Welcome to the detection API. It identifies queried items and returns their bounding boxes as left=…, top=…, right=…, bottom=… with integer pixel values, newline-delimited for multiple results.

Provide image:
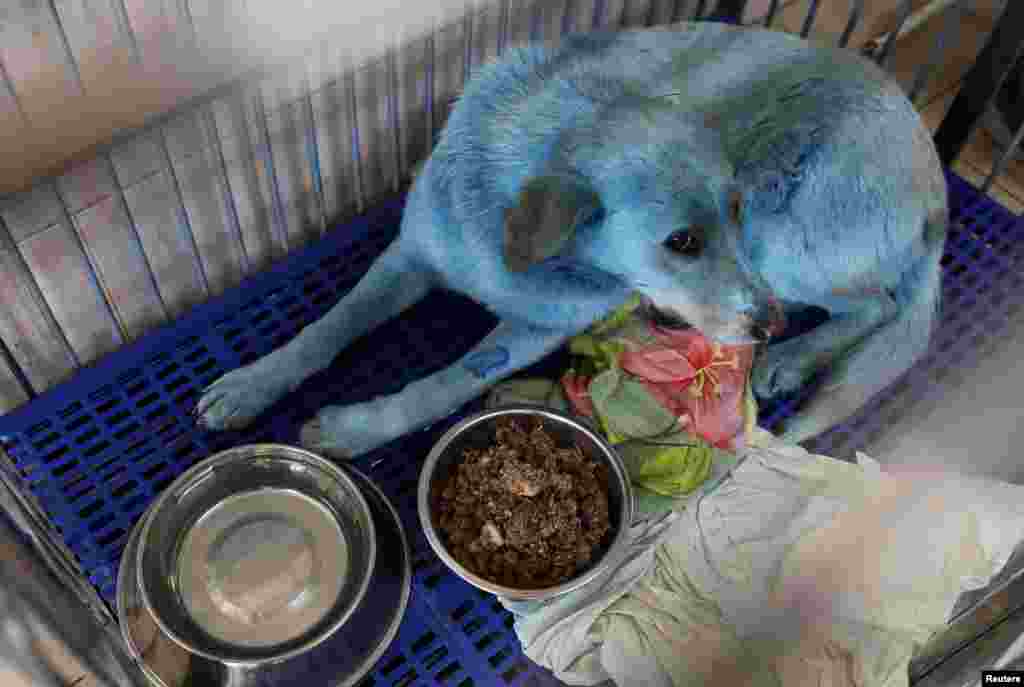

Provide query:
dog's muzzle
left=643, top=303, right=691, bottom=331
left=749, top=301, right=787, bottom=343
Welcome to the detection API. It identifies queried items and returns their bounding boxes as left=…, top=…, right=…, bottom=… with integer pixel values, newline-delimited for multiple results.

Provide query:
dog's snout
left=749, top=303, right=787, bottom=342
left=750, top=324, right=771, bottom=343
left=647, top=304, right=690, bottom=330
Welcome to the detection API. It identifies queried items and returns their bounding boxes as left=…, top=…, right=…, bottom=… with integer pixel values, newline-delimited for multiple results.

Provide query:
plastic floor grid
left=0, top=172, right=1020, bottom=687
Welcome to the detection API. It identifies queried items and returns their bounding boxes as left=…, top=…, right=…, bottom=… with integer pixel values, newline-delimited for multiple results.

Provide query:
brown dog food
left=432, top=417, right=612, bottom=588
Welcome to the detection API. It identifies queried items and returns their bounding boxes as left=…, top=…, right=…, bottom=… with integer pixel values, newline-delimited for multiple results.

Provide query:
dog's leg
left=752, top=295, right=898, bottom=401
left=299, top=320, right=576, bottom=458
left=195, top=240, right=433, bottom=430
left=761, top=231, right=945, bottom=444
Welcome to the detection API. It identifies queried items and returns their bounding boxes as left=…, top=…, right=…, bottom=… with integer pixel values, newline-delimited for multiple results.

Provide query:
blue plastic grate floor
left=0, top=171, right=1021, bottom=687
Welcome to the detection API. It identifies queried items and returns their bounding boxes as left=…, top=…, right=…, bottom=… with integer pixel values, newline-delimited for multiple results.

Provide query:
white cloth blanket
left=501, top=429, right=1024, bottom=687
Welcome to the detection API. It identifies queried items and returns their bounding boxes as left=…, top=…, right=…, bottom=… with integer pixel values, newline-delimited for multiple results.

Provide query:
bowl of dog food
left=418, top=406, right=635, bottom=601
left=121, top=443, right=411, bottom=687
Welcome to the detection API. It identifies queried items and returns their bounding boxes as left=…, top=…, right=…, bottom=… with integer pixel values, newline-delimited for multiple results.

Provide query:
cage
left=1, top=0, right=1024, bottom=685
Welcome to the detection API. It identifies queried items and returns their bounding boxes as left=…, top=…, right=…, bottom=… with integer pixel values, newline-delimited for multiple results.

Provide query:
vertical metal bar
left=175, top=0, right=198, bottom=53
left=498, top=0, right=512, bottom=50
left=838, top=0, right=864, bottom=48
left=0, top=209, right=81, bottom=372
left=345, top=65, right=366, bottom=214
left=463, top=11, right=474, bottom=84
left=0, top=59, right=29, bottom=124
left=995, top=56, right=1024, bottom=143
left=179, top=0, right=255, bottom=260
left=156, top=127, right=212, bottom=297
left=875, top=0, right=916, bottom=67
left=983, top=120, right=1024, bottom=196
left=709, top=0, right=749, bottom=24
left=692, top=0, right=707, bottom=21
left=592, top=0, right=607, bottom=29
left=111, top=0, right=143, bottom=64
left=0, top=333, right=34, bottom=402
left=252, top=89, right=293, bottom=251
left=386, top=49, right=402, bottom=194
left=51, top=181, right=127, bottom=345
left=202, top=105, right=251, bottom=271
left=763, top=0, right=781, bottom=28
left=425, top=30, right=436, bottom=149
left=799, top=0, right=820, bottom=38
left=300, top=83, right=328, bottom=235
left=215, top=90, right=278, bottom=269
left=62, top=156, right=171, bottom=335
left=117, top=160, right=172, bottom=318
left=670, top=0, right=687, bottom=24
left=0, top=217, right=36, bottom=402
left=934, top=0, right=1024, bottom=167
left=908, top=0, right=963, bottom=106
left=45, top=0, right=85, bottom=96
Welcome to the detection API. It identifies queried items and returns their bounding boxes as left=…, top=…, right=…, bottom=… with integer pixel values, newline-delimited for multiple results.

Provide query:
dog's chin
left=642, top=303, right=691, bottom=331
left=641, top=303, right=764, bottom=345
left=646, top=311, right=759, bottom=345
left=708, top=332, right=761, bottom=346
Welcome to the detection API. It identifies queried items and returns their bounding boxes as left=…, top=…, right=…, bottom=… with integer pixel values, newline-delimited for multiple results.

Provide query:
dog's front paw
left=299, top=413, right=354, bottom=460
left=751, top=341, right=820, bottom=399
left=299, top=399, right=410, bottom=459
left=194, top=358, right=293, bottom=431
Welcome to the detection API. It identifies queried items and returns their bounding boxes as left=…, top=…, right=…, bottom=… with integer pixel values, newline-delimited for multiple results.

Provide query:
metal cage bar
left=984, top=118, right=1024, bottom=196
left=934, top=0, right=1024, bottom=168
left=875, top=0, right=917, bottom=67
left=799, top=0, right=821, bottom=38
left=709, top=0, right=749, bottom=23
left=838, top=0, right=864, bottom=49
left=0, top=2, right=1024, bottom=685
left=906, top=0, right=964, bottom=105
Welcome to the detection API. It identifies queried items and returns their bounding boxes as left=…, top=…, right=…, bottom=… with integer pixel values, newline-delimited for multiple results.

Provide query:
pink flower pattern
left=563, top=324, right=756, bottom=450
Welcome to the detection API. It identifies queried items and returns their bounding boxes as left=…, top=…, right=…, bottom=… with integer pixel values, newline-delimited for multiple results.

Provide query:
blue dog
left=195, top=23, right=947, bottom=456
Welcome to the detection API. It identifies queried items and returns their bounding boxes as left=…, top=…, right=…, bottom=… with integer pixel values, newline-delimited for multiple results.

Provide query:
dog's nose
left=750, top=324, right=772, bottom=343
left=750, top=305, right=786, bottom=343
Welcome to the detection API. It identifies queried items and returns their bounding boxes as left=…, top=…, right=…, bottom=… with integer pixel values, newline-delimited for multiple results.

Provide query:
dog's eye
left=664, top=229, right=702, bottom=257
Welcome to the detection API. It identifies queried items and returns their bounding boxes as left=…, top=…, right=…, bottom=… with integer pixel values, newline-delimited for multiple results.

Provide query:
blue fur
left=464, top=347, right=511, bottom=378
left=195, top=23, right=947, bottom=454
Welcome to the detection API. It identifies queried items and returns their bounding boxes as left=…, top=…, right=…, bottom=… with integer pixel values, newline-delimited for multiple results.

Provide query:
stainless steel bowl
left=119, top=460, right=411, bottom=687
left=418, top=406, right=635, bottom=601
left=136, top=444, right=377, bottom=666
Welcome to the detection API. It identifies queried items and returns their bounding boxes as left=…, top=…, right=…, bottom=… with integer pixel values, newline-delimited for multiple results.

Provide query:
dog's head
left=503, top=101, right=786, bottom=345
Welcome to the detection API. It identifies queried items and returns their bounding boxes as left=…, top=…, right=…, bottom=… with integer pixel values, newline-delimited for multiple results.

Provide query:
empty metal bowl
left=418, top=406, right=635, bottom=602
left=136, top=444, right=377, bottom=666
left=120, top=460, right=411, bottom=687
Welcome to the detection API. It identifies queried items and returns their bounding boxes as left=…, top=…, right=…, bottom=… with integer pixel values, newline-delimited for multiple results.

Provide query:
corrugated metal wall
left=0, top=0, right=723, bottom=413
left=0, top=0, right=1000, bottom=413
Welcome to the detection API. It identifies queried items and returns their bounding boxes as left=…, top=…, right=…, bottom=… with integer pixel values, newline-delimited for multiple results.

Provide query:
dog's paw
left=299, top=414, right=354, bottom=460
left=299, top=400, right=407, bottom=459
left=751, top=341, right=819, bottom=399
left=193, top=359, right=292, bottom=431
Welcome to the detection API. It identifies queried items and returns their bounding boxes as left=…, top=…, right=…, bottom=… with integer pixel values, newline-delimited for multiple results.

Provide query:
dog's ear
left=503, top=175, right=602, bottom=272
